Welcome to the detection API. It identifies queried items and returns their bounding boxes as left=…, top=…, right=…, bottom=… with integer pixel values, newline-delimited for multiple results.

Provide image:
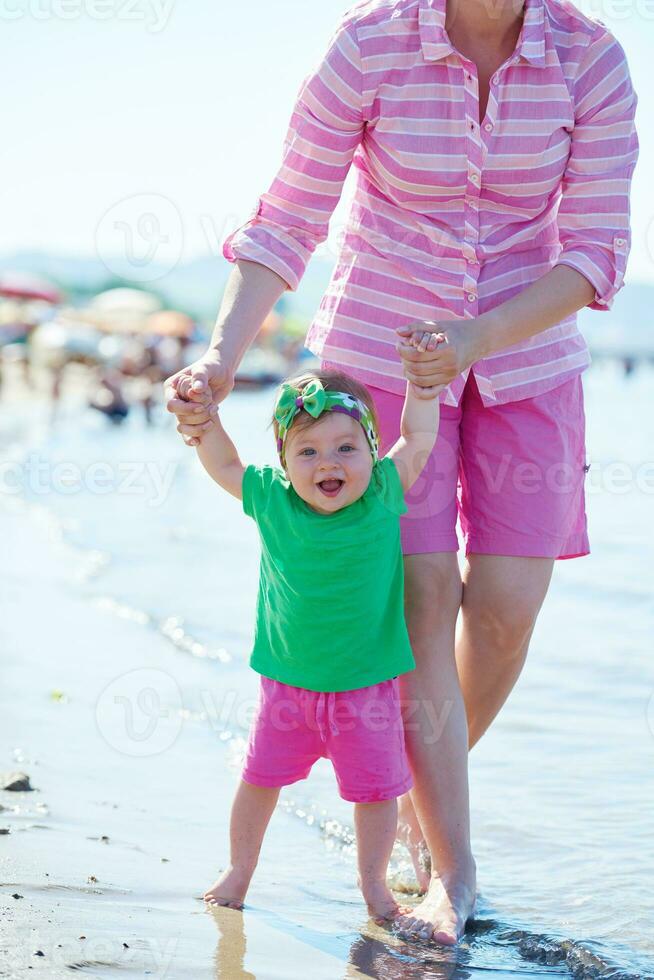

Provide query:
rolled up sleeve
left=222, top=17, right=366, bottom=292
left=555, top=27, right=639, bottom=311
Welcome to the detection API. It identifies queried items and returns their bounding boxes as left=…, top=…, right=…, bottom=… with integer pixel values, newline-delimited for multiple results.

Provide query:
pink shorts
left=242, top=676, right=413, bottom=804
left=329, top=366, right=589, bottom=560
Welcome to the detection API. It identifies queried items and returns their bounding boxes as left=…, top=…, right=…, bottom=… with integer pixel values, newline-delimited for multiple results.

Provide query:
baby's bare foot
left=203, top=866, right=250, bottom=911
left=360, top=879, right=408, bottom=925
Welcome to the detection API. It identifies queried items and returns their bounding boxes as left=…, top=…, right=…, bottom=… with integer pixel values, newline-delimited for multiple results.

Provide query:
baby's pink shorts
left=241, top=676, right=413, bottom=804
left=360, top=369, right=590, bottom=560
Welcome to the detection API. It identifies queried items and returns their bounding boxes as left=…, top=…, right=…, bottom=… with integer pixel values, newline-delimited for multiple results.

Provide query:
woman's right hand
left=164, top=349, right=235, bottom=446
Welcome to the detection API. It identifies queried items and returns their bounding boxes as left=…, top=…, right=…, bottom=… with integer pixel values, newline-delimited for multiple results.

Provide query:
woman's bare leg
left=457, top=554, right=554, bottom=748
left=397, top=553, right=555, bottom=927
left=394, top=552, right=476, bottom=944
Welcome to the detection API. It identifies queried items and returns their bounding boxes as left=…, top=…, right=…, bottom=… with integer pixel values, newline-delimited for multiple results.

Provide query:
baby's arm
left=385, top=332, right=444, bottom=494
left=175, top=377, right=245, bottom=500
left=177, top=378, right=245, bottom=500
left=195, top=413, right=245, bottom=500
left=194, top=411, right=245, bottom=501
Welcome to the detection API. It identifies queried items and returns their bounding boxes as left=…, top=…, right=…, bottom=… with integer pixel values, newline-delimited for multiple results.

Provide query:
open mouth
left=317, top=479, right=344, bottom=498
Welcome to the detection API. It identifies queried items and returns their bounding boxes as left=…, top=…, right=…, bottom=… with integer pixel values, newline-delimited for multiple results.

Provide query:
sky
left=3, top=0, right=652, bottom=283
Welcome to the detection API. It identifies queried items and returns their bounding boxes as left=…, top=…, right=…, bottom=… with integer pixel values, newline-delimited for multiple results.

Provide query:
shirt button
left=615, top=237, right=626, bottom=246
left=467, top=292, right=477, bottom=302
left=484, top=122, right=493, bottom=132
left=470, top=173, right=479, bottom=184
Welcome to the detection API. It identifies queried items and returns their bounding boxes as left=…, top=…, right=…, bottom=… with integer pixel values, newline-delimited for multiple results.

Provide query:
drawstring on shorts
left=314, top=691, right=340, bottom=742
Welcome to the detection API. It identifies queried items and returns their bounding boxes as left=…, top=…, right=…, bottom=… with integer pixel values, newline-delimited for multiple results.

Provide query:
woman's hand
left=395, top=319, right=482, bottom=388
left=164, top=349, right=235, bottom=446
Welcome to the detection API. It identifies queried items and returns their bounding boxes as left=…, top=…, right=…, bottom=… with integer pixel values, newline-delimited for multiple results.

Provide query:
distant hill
left=1, top=249, right=651, bottom=356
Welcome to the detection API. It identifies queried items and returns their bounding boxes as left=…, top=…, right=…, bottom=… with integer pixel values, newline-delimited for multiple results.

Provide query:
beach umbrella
left=144, top=310, right=194, bottom=339
left=0, top=272, right=62, bottom=304
left=90, top=288, right=162, bottom=315
left=86, top=288, right=163, bottom=333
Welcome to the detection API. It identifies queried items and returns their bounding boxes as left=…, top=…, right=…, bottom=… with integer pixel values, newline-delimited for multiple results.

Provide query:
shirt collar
left=418, top=0, right=547, bottom=68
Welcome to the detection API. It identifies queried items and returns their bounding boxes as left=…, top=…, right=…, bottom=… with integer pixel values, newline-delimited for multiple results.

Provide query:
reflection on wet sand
left=209, top=906, right=255, bottom=980
left=209, top=902, right=476, bottom=980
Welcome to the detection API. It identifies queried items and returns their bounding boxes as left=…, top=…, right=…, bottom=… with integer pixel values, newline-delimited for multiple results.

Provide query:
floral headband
left=273, top=378, right=379, bottom=466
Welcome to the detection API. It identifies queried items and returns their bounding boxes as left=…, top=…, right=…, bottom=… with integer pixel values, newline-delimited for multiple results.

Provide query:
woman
left=165, top=0, right=638, bottom=945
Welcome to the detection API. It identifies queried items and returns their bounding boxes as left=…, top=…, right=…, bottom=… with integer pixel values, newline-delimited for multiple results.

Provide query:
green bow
left=274, top=379, right=328, bottom=431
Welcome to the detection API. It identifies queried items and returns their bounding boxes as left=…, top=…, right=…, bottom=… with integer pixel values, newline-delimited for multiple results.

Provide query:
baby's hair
left=269, top=368, right=380, bottom=454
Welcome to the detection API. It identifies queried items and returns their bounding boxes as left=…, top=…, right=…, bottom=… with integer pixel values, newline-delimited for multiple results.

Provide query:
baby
left=175, top=332, right=443, bottom=924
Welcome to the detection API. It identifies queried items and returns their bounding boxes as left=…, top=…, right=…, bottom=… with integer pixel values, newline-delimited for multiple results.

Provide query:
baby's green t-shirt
left=241, top=455, right=416, bottom=693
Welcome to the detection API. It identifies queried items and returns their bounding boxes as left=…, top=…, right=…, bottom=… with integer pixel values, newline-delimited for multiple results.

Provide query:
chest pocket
left=365, top=80, right=470, bottom=203
left=481, top=70, right=575, bottom=210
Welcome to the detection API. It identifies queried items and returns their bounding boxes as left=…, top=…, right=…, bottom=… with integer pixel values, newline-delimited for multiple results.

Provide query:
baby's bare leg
left=204, top=780, right=280, bottom=909
left=355, top=798, right=406, bottom=923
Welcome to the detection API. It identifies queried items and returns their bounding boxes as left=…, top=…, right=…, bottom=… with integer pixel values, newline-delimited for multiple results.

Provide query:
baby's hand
left=405, top=329, right=447, bottom=353
left=174, top=375, right=217, bottom=444
left=176, top=375, right=195, bottom=401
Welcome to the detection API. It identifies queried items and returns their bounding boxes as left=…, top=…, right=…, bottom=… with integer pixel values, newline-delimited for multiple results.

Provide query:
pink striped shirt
left=222, top=0, right=639, bottom=405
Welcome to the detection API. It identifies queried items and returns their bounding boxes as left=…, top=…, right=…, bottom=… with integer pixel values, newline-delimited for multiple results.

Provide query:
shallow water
left=1, top=360, right=653, bottom=979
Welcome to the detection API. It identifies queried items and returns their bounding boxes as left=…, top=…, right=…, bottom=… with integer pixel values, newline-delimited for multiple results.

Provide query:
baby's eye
left=339, top=445, right=355, bottom=452
left=299, top=448, right=315, bottom=456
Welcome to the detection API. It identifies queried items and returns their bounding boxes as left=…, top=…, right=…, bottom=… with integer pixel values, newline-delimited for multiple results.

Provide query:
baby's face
left=284, top=413, right=374, bottom=515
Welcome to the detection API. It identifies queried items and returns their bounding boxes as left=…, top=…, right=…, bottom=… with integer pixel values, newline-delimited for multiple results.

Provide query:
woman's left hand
left=395, top=319, right=483, bottom=387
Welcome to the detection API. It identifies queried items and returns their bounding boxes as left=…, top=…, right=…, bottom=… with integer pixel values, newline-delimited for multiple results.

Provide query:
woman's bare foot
left=203, top=866, right=251, bottom=911
left=394, top=859, right=476, bottom=944
left=397, top=794, right=431, bottom=893
left=360, top=878, right=410, bottom=925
